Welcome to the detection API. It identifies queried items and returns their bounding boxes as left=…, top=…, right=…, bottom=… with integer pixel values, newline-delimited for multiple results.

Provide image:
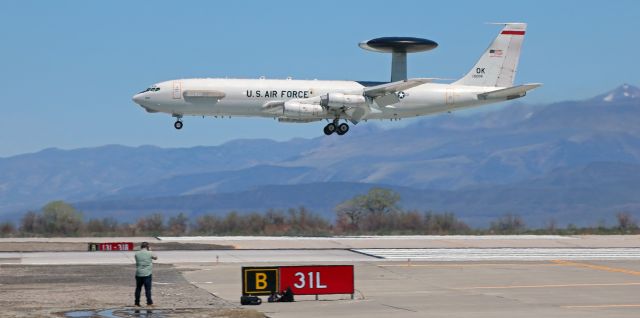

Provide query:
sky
left=0, top=0, right=638, bottom=157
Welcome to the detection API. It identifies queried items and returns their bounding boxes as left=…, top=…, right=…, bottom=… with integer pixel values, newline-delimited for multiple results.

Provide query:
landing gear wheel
left=336, top=123, right=349, bottom=135
left=323, top=123, right=336, bottom=135
left=174, top=120, right=183, bottom=130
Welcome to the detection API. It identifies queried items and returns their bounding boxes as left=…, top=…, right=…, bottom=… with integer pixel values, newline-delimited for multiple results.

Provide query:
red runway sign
left=88, top=242, right=134, bottom=251
left=279, top=265, right=354, bottom=295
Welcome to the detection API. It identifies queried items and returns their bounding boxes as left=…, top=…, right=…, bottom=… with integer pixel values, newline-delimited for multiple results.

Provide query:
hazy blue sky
left=1, top=0, right=638, bottom=157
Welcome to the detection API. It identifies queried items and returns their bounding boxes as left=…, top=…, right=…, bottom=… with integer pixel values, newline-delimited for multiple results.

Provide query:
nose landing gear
left=173, top=115, right=183, bottom=130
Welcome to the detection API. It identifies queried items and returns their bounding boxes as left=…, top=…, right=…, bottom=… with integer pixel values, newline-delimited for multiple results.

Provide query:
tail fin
left=454, top=23, right=527, bottom=87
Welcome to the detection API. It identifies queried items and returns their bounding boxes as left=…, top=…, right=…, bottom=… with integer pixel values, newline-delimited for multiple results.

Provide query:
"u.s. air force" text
left=246, top=90, right=310, bottom=98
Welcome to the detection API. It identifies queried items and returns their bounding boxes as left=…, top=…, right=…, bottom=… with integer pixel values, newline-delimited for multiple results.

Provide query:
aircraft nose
left=132, top=93, right=143, bottom=105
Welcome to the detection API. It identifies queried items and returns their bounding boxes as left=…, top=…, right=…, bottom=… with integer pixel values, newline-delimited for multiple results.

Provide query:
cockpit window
left=138, top=87, right=161, bottom=94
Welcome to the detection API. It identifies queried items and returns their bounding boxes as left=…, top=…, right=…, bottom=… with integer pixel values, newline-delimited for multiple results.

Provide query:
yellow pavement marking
left=454, top=282, right=640, bottom=290
left=552, top=260, right=640, bottom=276
left=563, top=304, right=640, bottom=309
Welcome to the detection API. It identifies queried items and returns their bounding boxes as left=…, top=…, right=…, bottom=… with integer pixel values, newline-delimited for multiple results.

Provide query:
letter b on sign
left=242, top=267, right=279, bottom=295
left=255, top=273, right=268, bottom=290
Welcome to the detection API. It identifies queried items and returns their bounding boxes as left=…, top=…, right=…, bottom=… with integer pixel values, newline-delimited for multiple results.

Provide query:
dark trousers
left=135, top=275, right=153, bottom=305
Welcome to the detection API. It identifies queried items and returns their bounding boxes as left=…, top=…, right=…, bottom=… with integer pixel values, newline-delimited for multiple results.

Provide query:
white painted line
left=354, top=248, right=640, bottom=261
left=0, top=249, right=377, bottom=265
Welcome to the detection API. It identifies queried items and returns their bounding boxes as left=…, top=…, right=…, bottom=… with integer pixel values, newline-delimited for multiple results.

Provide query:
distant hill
left=0, top=139, right=317, bottom=212
left=2, top=84, right=640, bottom=226
left=73, top=162, right=640, bottom=227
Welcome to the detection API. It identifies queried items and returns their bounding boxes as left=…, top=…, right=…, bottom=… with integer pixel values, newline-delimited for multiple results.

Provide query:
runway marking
left=379, top=262, right=559, bottom=268
left=354, top=248, right=640, bottom=261
left=552, top=260, right=640, bottom=276
left=563, top=304, right=640, bottom=309
left=380, top=303, right=418, bottom=312
left=455, top=282, right=640, bottom=290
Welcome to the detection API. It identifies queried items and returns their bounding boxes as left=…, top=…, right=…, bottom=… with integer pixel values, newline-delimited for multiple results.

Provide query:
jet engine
left=320, top=93, right=366, bottom=109
left=283, top=101, right=326, bottom=118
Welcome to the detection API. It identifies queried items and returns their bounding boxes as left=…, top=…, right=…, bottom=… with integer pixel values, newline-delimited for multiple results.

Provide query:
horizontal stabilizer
left=478, top=83, right=542, bottom=100
left=364, top=78, right=436, bottom=97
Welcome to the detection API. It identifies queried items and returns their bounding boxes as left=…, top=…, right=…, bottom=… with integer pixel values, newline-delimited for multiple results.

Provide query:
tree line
left=1, top=188, right=639, bottom=237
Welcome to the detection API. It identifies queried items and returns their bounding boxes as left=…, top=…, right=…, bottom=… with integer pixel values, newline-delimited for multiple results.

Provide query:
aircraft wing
left=478, top=83, right=542, bottom=100
left=363, top=78, right=435, bottom=97
left=363, top=78, right=437, bottom=107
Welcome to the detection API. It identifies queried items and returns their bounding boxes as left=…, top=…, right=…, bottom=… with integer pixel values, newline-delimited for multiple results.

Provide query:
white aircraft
left=132, top=23, right=540, bottom=135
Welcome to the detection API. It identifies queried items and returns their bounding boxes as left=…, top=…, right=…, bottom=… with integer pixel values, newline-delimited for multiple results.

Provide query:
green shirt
left=135, top=249, right=155, bottom=277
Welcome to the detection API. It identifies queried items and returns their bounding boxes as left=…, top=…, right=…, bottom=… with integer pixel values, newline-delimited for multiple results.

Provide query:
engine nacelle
left=283, top=101, right=326, bottom=118
left=320, top=93, right=366, bottom=108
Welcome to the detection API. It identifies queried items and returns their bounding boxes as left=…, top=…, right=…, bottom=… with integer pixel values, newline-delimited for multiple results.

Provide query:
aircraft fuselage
left=133, top=78, right=497, bottom=120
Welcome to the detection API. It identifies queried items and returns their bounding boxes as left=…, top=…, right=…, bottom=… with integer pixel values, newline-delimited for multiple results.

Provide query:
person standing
left=134, top=242, right=158, bottom=307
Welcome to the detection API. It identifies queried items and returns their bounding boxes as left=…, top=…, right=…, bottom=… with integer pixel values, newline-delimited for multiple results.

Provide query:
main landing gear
left=323, top=119, right=349, bottom=136
left=173, top=115, right=183, bottom=130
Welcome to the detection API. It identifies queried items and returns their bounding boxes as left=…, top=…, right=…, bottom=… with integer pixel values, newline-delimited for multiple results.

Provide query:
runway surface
left=2, top=235, right=640, bottom=265
left=0, top=249, right=374, bottom=265
left=155, top=234, right=640, bottom=249
left=4, top=248, right=640, bottom=265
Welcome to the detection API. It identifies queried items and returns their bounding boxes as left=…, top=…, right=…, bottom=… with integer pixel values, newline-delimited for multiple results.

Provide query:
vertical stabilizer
left=454, top=23, right=527, bottom=87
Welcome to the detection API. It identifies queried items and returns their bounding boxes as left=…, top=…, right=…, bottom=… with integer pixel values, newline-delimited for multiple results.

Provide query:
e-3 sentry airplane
left=132, top=23, right=540, bottom=135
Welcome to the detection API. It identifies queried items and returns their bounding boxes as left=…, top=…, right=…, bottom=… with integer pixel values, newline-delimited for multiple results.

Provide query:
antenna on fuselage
left=359, top=37, right=438, bottom=82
